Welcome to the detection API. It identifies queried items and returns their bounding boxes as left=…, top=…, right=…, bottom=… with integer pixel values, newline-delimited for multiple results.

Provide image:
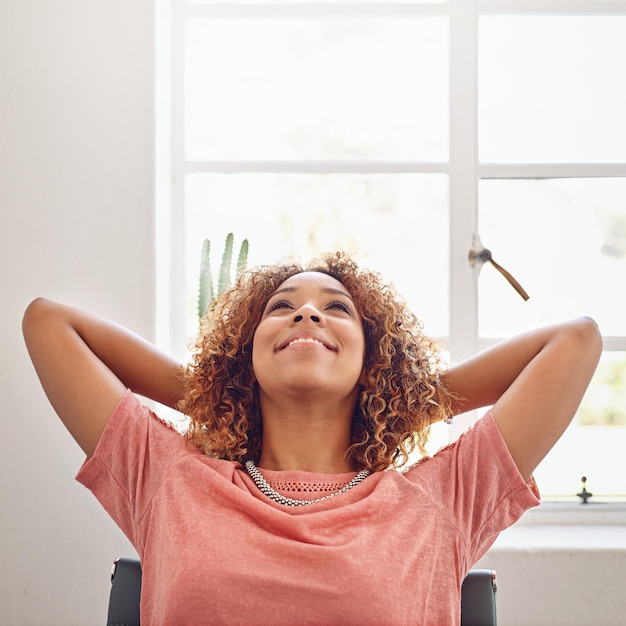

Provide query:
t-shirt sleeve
left=75, top=390, right=190, bottom=551
left=405, top=410, right=540, bottom=567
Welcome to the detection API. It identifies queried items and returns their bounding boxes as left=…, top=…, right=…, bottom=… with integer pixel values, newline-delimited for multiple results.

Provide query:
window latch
left=577, top=476, right=593, bottom=504
left=469, top=234, right=530, bottom=301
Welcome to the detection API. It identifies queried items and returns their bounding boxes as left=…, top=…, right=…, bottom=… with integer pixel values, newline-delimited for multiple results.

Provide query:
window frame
left=158, top=0, right=626, bottom=506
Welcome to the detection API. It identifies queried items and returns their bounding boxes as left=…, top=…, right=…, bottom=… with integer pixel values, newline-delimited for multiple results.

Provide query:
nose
left=293, top=304, right=323, bottom=324
left=294, top=313, right=320, bottom=323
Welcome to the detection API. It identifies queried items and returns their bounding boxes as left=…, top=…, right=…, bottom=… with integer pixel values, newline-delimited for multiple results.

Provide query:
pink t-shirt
left=76, top=391, right=539, bottom=626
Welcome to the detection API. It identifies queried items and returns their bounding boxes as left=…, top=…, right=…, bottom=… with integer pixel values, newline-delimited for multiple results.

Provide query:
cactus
left=197, top=239, right=214, bottom=320
left=217, top=233, right=234, bottom=297
left=197, top=234, right=249, bottom=319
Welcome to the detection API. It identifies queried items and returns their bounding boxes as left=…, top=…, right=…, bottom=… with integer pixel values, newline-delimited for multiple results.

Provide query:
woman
left=23, top=252, right=601, bottom=625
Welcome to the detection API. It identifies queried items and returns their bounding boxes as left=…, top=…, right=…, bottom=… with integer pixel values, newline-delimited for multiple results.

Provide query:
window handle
left=469, top=235, right=530, bottom=301
left=577, top=476, right=593, bottom=504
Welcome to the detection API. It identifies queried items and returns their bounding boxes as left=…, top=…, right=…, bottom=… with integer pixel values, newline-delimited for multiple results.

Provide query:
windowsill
left=488, top=501, right=626, bottom=551
left=518, top=500, right=626, bottom=525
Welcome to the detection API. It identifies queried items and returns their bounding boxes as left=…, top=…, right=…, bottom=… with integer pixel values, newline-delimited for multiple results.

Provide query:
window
left=476, top=7, right=626, bottom=501
left=160, top=0, right=626, bottom=500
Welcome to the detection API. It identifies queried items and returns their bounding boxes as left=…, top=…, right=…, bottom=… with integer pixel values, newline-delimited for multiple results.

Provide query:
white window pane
left=479, top=16, right=626, bottom=163
left=184, top=173, right=449, bottom=340
left=534, top=352, right=626, bottom=498
left=478, top=178, right=626, bottom=338
left=185, top=18, right=448, bottom=161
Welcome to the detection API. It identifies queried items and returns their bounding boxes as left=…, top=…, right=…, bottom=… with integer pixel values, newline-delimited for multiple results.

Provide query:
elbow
left=23, top=297, right=45, bottom=332
left=576, top=315, right=602, bottom=343
left=571, top=315, right=603, bottom=363
left=23, top=297, right=50, bottom=330
left=22, top=298, right=57, bottom=344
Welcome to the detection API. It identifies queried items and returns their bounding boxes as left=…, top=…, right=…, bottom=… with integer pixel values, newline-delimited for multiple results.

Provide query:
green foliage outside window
left=578, top=354, right=626, bottom=426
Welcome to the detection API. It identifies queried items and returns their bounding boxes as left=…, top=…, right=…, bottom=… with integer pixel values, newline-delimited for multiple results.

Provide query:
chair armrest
left=107, top=557, right=142, bottom=626
left=461, top=569, right=497, bottom=626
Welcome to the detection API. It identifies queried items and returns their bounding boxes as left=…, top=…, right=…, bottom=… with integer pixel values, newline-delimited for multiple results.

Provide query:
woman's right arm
left=22, top=298, right=184, bottom=457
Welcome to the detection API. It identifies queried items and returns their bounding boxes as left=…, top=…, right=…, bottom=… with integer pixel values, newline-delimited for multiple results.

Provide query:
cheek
left=250, top=338, right=271, bottom=393
left=251, top=324, right=269, bottom=375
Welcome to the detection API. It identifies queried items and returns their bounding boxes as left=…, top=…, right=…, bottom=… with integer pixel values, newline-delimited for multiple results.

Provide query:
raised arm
left=22, top=298, right=184, bottom=457
left=442, top=317, right=602, bottom=480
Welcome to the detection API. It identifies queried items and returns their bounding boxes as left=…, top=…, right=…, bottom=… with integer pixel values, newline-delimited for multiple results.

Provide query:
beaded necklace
left=244, top=460, right=369, bottom=507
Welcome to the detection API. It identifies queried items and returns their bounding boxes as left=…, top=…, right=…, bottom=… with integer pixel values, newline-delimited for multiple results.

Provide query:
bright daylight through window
left=164, top=0, right=626, bottom=501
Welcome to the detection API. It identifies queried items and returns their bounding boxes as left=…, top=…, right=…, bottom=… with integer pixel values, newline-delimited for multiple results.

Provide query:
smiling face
left=252, top=271, right=366, bottom=407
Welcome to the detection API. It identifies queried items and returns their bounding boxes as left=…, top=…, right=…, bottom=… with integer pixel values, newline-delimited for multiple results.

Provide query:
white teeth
left=287, top=337, right=326, bottom=348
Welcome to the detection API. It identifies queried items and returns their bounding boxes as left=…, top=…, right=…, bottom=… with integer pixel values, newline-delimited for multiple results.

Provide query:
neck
left=257, top=394, right=356, bottom=473
left=259, top=438, right=354, bottom=473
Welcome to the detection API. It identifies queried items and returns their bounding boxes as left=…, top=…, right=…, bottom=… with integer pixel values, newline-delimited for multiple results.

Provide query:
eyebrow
left=270, top=286, right=354, bottom=301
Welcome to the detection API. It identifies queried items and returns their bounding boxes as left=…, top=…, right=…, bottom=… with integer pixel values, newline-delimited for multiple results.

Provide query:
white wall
left=0, top=1, right=156, bottom=624
left=2, top=2, right=625, bottom=625
left=475, top=516, right=626, bottom=626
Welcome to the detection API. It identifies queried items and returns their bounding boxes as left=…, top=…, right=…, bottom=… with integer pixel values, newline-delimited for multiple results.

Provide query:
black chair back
left=107, top=558, right=497, bottom=626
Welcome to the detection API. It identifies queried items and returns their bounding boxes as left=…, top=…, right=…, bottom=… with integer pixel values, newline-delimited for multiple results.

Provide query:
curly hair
left=179, top=251, right=456, bottom=473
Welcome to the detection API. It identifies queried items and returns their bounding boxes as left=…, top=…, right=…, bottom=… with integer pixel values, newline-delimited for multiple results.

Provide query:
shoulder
left=399, top=412, right=539, bottom=561
left=405, top=412, right=497, bottom=472
left=110, top=390, right=187, bottom=445
left=78, top=390, right=194, bottom=485
left=404, top=411, right=539, bottom=503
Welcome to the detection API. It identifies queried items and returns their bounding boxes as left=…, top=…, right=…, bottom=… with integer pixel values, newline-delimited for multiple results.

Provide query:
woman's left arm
left=441, top=317, right=602, bottom=480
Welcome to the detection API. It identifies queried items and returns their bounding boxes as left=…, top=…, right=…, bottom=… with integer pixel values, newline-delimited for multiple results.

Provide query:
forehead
left=273, top=271, right=351, bottom=296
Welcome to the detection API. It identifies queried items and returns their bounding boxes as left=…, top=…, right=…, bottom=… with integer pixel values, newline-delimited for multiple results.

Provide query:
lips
left=277, top=333, right=336, bottom=352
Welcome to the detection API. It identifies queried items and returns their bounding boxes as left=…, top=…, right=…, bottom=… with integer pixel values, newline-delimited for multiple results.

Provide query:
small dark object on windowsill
left=576, top=476, right=593, bottom=504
